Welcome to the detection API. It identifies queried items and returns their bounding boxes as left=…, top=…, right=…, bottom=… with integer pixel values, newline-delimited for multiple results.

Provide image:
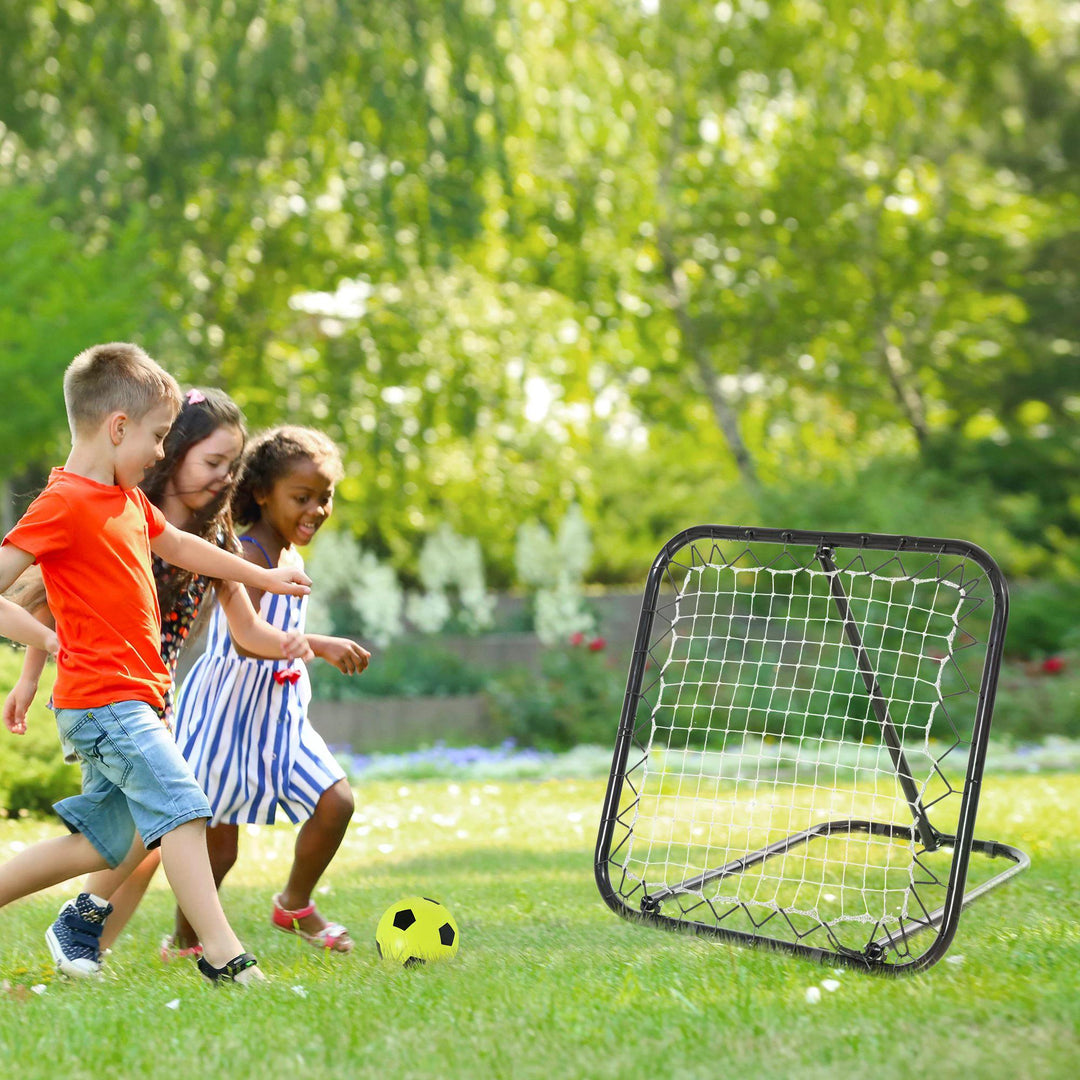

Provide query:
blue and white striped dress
left=173, top=550, right=345, bottom=826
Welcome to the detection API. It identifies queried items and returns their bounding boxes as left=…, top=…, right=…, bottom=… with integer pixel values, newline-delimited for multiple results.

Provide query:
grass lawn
left=0, top=772, right=1077, bottom=1080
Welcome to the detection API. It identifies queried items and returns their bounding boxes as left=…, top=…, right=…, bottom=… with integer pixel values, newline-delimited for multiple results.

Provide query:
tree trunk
left=681, top=313, right=760, bottom=489
left=658, top=238, right=760, bottom=489
left=873, top=319, right=929, bottom=452
left=654, top=90, right=758, bottom=489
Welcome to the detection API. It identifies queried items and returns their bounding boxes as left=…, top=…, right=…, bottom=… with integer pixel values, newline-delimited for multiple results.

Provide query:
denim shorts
left=53, top=700, right=213, bottom=867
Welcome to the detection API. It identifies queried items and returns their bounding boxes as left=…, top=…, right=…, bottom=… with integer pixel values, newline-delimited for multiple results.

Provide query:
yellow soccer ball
left=375, top=896, right=459, bottom=966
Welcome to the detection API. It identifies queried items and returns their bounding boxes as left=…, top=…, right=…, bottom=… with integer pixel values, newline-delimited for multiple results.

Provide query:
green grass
left=0, top=773, right=1078, bottom=1079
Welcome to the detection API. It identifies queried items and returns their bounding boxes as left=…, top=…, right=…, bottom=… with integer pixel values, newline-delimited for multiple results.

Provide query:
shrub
left=405, top=524, right=495, bottom=634
left=0, top=649, right=80, bottom=815
left=515, top=505, right=595, bottom=644
left=309, top=645, right=489, bottom=700
left=485, top=638, right=625, bottom=750
left=990, top=653, right=1080, bottom=740
left=1004, top=580, right=1080, bottom=659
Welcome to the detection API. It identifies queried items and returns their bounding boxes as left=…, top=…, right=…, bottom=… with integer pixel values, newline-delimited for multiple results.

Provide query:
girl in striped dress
left=172, top=426, right=369, bottom=954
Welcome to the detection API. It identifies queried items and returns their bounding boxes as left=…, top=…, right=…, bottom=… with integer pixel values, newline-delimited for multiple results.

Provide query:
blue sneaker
left=45, top=893, right=112, bottom=978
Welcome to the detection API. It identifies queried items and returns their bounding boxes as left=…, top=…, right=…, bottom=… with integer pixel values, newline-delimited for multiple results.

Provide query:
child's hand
left=263, top=566, right=312, bottom=596
left=282, top=630, right=316, bottom=663
left=43, top=628, right=58, bottom=657
left=2, top=679, right=37, bottom=735
left=319, top=637, right=370, bottom=676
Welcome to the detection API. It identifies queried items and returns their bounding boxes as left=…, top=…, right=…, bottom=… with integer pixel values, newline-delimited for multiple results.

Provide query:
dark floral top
left=154, top=555, right=211, bottom=721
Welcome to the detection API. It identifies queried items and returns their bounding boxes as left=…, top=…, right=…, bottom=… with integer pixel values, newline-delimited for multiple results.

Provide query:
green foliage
left=0, top=185, right=160, bottom=478
left=0, top=0, right=1077, bottom=583
left=1004, top=581, right=1080, bottom=659
left=753, top=458, right=1046, bottom=576
left=992, top=657, right=1080, bottom=740
left=309, top=645, right=488, bottom=700
left=486, top=643, right=625, bottom=750
left=0, top=650, right=78, bottom=815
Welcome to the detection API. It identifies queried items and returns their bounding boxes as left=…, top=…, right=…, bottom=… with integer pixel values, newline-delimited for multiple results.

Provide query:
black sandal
left=197, top=951, right=261, bottom=983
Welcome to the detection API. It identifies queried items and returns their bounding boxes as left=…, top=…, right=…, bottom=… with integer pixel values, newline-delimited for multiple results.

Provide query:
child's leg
left=0, top=832, right=108, bottom=907
left=173, top=823, right=238, bottom=950
left=158, top=819, right=246, bottom=969
left=84, top=833, right=150, bottom=904
left=278, top=779, right=354, bottom=934
left=43, top=834, right=155, bottom=955
left=99, top=848, right=162, bottom=953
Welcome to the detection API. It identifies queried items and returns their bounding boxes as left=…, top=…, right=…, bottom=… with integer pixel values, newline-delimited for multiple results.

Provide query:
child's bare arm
left=306, top=634, right=370, bottom=676
left=0, top=552, right=58, bottom=654
left=2, top=605, right=54, bottom=735
left=0, top=597, right=56, bottom=654
left=216, top=579, right=315, bottom=662
left=151, top=524, right=311, bottom=596
left=0, top=543, right=36, bottom=597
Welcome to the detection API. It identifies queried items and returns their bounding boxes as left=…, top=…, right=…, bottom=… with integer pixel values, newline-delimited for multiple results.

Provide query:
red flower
left=588, top=636, right=607, bottom=652
left=569, top=632, right=585, bottom=647
left=1041, top=656, right=1065, bottom=675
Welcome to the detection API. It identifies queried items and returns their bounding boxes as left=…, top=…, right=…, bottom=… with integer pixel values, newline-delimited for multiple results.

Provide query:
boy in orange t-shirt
left=0, top=343, right=311, bottom=985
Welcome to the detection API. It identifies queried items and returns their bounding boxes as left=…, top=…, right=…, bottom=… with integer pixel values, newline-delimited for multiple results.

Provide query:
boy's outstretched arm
left=215, top=579, right=315, bottom=662
left=0, top=545, right=58, bottom=655
left=151, top=524, right=311, bottom=596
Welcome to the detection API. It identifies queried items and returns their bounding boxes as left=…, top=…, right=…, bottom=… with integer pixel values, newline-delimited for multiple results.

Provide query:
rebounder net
left=594, top=527, right=1027, bottom=973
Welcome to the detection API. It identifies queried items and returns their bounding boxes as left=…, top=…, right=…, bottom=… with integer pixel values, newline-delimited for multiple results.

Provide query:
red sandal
left=160, top=934, right=203, bottom=963
left=271, top=893, right=353, bottom=953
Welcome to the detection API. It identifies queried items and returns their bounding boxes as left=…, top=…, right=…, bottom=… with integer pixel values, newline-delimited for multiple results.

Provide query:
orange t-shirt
left=3, top=468, right=170, bottom=711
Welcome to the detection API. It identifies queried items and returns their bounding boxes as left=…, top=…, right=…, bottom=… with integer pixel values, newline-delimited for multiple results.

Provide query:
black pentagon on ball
left=393, top=908, right=417, bottom=930
left=439, top=922, right=455, bottom=947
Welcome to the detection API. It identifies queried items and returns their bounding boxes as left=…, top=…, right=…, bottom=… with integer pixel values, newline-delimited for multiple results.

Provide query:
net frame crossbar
left=594, top=526, right=1028, bottom=974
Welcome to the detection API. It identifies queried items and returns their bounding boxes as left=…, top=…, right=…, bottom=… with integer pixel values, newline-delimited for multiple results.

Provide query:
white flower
left=534, top=580, right=595, bottom=644
left=805, top=986, right=822, bottom=1004
left=305, top=532, right=403, bottom=646
left=821, top=979, right=840, bottom=993
left=405, top=590, right=452, bottom=634
left=516, top=506, right=596, bottom=643
left=291, top=986, right=309, bottom=998
left=945, top=954, right=964, bottom=966
left=164, top=998, right=180, bottom=1010
left=515, top=520, right=560, bottom=585
left=405, top=525, right=495, bottom=634
left=351, top=553, right=404, bottom=647
left=30, top=985, right=47, bottom=996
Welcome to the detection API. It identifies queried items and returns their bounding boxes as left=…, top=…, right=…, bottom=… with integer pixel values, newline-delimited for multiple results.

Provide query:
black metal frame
left=594, top=526, right=1028, bottom=974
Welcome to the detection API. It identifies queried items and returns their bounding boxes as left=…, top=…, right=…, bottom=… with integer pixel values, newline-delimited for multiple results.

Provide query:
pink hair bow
left=186, top=389, right=206, bottom=404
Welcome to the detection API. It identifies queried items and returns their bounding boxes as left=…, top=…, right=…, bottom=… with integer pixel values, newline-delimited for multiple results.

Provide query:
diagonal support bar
left=816, top=546, right=939, bottom=850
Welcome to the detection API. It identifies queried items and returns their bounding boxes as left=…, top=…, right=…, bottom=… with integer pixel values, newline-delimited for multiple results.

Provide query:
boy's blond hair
left=63, top=343, right=182, bottom=436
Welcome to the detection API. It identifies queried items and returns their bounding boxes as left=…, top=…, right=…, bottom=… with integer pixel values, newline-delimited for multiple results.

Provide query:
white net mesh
left=605, top=536, right=999, bottom=960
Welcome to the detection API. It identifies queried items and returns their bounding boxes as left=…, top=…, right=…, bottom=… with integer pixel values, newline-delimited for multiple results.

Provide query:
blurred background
left=1, top=1, right=1077, bottom=777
